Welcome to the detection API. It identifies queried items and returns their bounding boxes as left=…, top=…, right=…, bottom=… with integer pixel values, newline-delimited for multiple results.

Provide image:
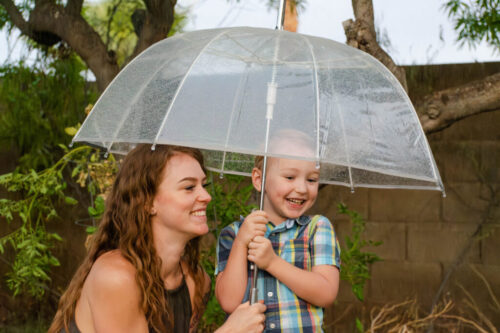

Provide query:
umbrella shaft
left=276, top=0, right=287, bottom=30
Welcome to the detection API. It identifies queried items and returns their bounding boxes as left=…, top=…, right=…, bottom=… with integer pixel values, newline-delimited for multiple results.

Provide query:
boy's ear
left=251, top=167, right=262, bottom=192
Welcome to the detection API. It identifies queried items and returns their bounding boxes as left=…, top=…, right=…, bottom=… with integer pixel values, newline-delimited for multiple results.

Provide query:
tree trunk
left=344, top=0, right=407, bottom=91
left=344, top=0, right=500, bottom=134
left=284, top=0, right=298, bottom=32
left=131, top=0, right=177, bottom=60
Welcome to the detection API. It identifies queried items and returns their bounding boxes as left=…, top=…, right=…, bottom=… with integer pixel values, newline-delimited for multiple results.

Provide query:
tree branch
left=65, top=0, right=83, bottom=16
left=345, top=0, right=500, bottom=134
left=0, top=0, right=32, bottom=37
left=418, top=72, right=500, bottom=133
left=27, top=1, right=119, bottom=91
left=344, top=0, right=408, bottom=91
left=130, top=0, right=176, bottom=60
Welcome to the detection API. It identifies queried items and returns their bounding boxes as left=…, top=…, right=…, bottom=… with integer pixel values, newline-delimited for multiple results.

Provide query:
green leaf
left=95, top=196, right=105, bottom=211
left=88, top=206, right=98, bottom=216
left=355, top=318, right=364, bottom=332
left=50, top=233, right=63, bottom=242
left=64, top=127, right=78, bottom=136
left=64, top=196, right=78, bottom=205
left=86, top=226, right=97, bottom=234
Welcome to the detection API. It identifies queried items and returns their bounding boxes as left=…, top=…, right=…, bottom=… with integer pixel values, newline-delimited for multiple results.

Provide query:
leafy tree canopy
left=444, top=0, right=500, bottom=50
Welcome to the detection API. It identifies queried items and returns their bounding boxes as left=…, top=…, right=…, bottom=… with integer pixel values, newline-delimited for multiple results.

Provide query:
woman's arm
left=78, top=251, right=149, bottom=333
left=215, top=302, right=266, bottom=333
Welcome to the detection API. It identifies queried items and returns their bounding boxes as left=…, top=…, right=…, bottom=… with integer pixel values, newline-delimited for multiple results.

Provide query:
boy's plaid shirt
left=216, top=215, right=341, bottom=332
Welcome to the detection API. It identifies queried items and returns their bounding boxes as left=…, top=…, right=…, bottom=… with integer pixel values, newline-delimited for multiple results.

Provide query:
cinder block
left=441, top=109, right=500, bottom=141
left=443, top=183, right=488, bottom=223
left=368, top=261, right=442, bottom=307
left=311, top=186, right=369, bottom=222
left=331, top=219, right=351, bottom=249
left=369, top=188, right=441, bottom=222
left=336, top=279, right=361, bottom=303
left=433, top=141, right=483, bottom=183
left=364, top=222, right=406, bottom=261
left=407, top=223, right=480, bottom=263
left=481, top=227, right=500, bottom=266
left=481, top=142, right=500, bottom=184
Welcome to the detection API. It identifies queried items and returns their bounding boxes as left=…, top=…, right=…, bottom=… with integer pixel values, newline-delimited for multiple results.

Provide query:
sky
left=177, top=0, right=498, bottom=65
left=0, top=0, right=498, bottom=66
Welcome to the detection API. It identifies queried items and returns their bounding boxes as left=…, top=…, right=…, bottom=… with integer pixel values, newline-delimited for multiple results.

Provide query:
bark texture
left=417, top=72, right=500, bottom=133
left=344, top=0, right=500, bottom=133
left=344, top=0, right=408, bottom=91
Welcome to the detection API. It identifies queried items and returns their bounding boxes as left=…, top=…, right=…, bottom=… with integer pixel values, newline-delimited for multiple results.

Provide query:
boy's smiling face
left=253, top=156, right=319, bottom=225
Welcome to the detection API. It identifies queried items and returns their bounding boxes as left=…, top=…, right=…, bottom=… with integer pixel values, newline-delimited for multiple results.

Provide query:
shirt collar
left=274, top=215, right=311, bottom=231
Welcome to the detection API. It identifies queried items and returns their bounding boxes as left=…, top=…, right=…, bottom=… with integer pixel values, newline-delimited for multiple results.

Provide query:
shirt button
left=270, top=323, right=276, bottom=329
left=267, top=291, right=273, bottom=297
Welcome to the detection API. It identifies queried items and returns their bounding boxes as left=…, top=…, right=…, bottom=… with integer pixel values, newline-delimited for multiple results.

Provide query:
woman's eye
left=202, top=182, right=211, bottom=188
left=285, top=176, right=294, bottom=180
left=185, top=185, right=195, bottom=191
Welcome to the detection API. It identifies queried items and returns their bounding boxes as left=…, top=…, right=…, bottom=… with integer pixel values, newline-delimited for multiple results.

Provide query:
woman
left=49, top=144, right=265, bottom=333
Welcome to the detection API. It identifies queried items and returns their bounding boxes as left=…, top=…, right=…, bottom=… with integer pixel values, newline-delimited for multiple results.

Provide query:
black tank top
left=64, top=272, right=192, bottom=333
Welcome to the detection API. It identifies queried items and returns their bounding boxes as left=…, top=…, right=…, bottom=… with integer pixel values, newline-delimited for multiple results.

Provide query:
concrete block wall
left=314, top=66, right=500, bottom=329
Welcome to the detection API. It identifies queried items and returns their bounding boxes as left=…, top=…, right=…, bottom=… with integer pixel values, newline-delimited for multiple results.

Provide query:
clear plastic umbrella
left=72, top=26, right=443, bottom=192
left=72, top=3, right=444, bottom=304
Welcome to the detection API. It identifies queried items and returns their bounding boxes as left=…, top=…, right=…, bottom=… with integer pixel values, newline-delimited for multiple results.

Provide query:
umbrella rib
left=328, top=62, right=355, bottom=191
left=220, top=63, right=251, bottom=174
left=361, top=53, right=444, bottom=193
left=377, top=62, right=444, bottom=193
left=152, top=29, right=231, bottom=148
left=300, top=34, right=321, bottom=164
left=80, top=38, right=190, bottom=153
left=223, top=34, right=274, bottom=64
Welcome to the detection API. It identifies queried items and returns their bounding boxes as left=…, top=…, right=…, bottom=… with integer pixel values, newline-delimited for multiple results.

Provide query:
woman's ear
left=147, top=200, right=157, bottom=216
left=251, top=167, right=262, bottom=192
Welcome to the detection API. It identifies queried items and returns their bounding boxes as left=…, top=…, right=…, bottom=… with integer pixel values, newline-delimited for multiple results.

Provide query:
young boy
left=215, top=132, right=341, bottom=332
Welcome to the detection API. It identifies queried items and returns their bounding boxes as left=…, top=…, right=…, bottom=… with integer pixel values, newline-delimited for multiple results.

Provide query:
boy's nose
left=295, top=180, right=307, bottom=193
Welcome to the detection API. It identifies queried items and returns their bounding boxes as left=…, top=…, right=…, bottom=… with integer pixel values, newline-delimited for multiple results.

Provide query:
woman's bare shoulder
left=86, top=250, right=138, bottom=294
left=78, top=251, right=148, bottom=332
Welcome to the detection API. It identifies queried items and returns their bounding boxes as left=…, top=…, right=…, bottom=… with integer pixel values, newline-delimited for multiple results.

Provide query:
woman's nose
left=198, top=186, right=212, bottom=202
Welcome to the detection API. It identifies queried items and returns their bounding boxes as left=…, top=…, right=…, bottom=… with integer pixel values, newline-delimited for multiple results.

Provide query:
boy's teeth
left=191, top=211, right=206, bottom=216
left=288, top=199, right=304, bottom=204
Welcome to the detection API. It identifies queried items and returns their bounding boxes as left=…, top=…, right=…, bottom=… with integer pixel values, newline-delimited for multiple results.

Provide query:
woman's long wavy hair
left=49, top=144, right=208, bottom=333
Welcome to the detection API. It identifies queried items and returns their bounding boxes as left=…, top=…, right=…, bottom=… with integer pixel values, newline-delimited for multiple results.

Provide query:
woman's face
left=151, top=153, right=211, bottom=238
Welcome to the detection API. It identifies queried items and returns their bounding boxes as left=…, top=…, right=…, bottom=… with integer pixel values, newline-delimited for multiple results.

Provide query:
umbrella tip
left=315, top=161, right=320, bottom=169
left=219, top=172, right=224, bottom=180
left=350, top=187, right=355, bottom=194
left=69, top=141, right=74, bottom=148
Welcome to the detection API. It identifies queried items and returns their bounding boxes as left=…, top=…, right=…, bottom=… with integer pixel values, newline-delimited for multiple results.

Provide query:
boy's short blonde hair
left=254, top=129, right=315, bottom=170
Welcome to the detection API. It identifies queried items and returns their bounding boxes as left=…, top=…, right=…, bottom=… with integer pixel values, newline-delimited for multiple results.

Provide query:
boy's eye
left=308, top=178, right=319, bottom=183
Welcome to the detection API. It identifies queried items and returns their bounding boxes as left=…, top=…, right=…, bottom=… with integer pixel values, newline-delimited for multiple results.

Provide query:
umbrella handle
left=249, top=154, right=269, bottom=304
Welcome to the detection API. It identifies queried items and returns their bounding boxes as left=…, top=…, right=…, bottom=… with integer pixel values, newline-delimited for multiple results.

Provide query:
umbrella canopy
left=73, top=26, right=444, bottom=192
